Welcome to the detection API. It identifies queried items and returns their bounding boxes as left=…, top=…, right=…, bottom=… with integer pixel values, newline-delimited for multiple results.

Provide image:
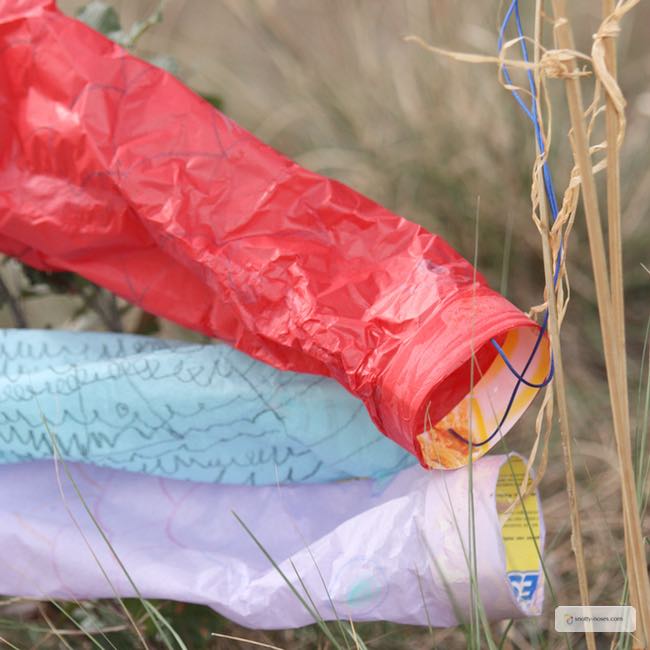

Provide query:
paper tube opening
left=417, top=325, right=551, bottom=469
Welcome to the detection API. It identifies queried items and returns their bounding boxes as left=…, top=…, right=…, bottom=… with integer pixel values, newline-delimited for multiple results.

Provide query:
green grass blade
left=497, top=620, right=513, bottom=650
left=231, top=510, right=343, bottom=649
left=42, top=414, right=183, bottom=650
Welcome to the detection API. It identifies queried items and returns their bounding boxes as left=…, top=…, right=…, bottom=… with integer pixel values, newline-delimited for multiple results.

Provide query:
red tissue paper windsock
left=0, top=0, right=550, bottom=469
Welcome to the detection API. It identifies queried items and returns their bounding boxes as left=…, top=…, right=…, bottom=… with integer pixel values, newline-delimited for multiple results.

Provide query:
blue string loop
left=448, top=0, right=559, bottom=447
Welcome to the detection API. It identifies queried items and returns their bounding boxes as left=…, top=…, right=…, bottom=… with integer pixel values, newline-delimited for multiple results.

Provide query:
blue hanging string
left=448, top=0, right=560, bottom=447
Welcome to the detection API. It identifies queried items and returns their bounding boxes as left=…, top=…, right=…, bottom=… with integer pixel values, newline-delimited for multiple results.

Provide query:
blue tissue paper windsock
left=0, top=329, right=415, bottom=484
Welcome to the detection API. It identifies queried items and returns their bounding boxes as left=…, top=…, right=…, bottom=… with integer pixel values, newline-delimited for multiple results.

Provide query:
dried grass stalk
left=529, top=7, right=594, bottom=649
left=551, top=0, right=650, bottom=645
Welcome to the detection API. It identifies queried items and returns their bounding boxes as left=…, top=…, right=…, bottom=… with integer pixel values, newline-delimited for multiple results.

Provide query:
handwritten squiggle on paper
left=0, top=330, right=415, bottom=484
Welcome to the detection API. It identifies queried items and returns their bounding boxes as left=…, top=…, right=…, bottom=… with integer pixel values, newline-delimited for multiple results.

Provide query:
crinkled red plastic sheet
left=0, top=0, right=550, bottom=467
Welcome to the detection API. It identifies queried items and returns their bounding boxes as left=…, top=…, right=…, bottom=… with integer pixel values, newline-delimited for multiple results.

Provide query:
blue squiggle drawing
left=0, top=330, right=416, bottom=484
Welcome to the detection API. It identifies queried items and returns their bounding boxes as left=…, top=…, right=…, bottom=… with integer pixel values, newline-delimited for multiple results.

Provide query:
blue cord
left=448, top=0, right=559, bottom=447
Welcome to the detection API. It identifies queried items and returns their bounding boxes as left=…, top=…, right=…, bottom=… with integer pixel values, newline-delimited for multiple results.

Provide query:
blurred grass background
left=1, top=0, right=649, bottom=647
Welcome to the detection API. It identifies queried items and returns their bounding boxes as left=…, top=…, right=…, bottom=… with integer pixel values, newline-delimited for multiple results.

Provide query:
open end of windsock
left=419, top=326, right=550, bottom=469
left=375, top=286, right=551, bottom=470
